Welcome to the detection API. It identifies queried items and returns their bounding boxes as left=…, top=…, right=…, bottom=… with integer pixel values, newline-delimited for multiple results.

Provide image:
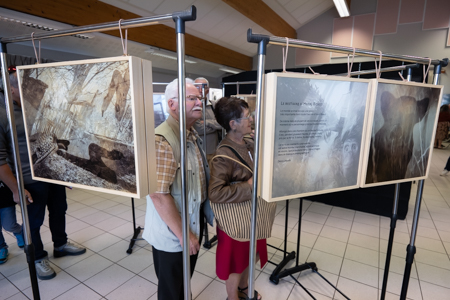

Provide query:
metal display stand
left=221, top=81, right=257, bottom=96
left=268, top=198, right=350, bottom=299
left=0, top=6, right=197, bottom=299
left=266, top=65, right=417, bottom=300
left=246, top=28, right=448, bottom=300
left=196, top=82, right=219, bottom=249
left=126, top=197, right=142, bottom=254
left=379, top=67, right=412, bottom=300
left=399, top=61, right=446, bottom=300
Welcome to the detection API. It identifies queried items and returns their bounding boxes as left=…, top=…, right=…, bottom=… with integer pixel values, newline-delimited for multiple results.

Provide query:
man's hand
left=180, top=231, right=200, bottom=255
left=247, top=177, right=253, bottom=186
left=13, top=189, right=33, bottom=205
left=151, top=193, right=202, bottom=255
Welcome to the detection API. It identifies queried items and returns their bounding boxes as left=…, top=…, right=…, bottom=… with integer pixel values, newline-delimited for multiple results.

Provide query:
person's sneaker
left=0, top=247, right=8, bottom=264
left=53, top=242, right=86, bottom=258
left=441, top=169, right=449, bottom=176
left=15, top=232, right=24, bottom=248
left=35, top=259, right=56, bottom=280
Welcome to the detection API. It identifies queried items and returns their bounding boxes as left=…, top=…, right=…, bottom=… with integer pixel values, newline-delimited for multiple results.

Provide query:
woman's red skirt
left=215, top=227, right=268, bottom=280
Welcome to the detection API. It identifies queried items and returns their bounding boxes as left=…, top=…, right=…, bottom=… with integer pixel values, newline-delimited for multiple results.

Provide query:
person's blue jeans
left=25, top=182, right=68, bottom=261
left=0, top=205, right=22, bottom=249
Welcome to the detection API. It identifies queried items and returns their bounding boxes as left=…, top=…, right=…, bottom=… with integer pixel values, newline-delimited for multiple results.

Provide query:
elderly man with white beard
left=143, top=78, right=214, bottom=300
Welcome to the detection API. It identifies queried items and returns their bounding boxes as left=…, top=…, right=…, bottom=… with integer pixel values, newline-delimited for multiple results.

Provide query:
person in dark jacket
left=441, top=156, right=450, bottom=176
left=435, top=105, right=450, bottom=149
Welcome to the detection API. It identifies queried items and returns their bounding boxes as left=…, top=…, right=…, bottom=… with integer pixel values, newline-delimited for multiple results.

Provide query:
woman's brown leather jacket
left=208, top=135, right=254, bottom=204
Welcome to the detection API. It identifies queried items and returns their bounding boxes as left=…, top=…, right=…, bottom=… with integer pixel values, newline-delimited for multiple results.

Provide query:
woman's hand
left=247, top=177, right=253, bottom=186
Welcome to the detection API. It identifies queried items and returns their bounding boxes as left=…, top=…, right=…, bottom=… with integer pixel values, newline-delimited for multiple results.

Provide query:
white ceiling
left=0, top=0, right=335, bottom=78
left=103, top=0, right=335, bottom=56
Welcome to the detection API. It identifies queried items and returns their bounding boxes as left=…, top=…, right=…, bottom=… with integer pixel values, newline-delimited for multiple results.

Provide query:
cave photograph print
left=17, top=56, right=151, bottom=197
left=362, top=79, right=443, bottom=187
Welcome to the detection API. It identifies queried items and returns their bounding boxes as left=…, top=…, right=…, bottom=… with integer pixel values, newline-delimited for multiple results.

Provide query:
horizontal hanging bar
left=222, top=81, right=257, bottom=85
left=269, top=36, right=441, bottom=65
left=1, top=6, right=196, bottom=44
left=153, top=82, right=208, bottom=86
left=335, top=63, right=419, bottom=76
left=247, top=29, right=447, bottom=66
left=220, top=63, right=419, bottom=84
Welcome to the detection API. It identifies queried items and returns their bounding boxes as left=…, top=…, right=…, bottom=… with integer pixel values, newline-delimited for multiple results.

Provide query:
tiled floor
left=1, top=148, right=450, bottom=300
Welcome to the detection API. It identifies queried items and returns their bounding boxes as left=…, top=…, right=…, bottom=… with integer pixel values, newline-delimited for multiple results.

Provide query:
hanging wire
left=31, top=32, right=41, bottom=64
left=423, top=58, right=432, bottom=83
left=118, top=19, right=128, bottom=56
left=347, top=47, right=356, bottom=77
left=374, top=50, right=383, bottom=79
left=282, top=37, right=289, bottom=73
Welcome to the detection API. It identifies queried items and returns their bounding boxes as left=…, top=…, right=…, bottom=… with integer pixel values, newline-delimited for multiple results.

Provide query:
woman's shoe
left=226, top=290, right=247, bottom=300
left=238, top=286, right=262, bottom=300
left=441, top=169, right=449, bottom=176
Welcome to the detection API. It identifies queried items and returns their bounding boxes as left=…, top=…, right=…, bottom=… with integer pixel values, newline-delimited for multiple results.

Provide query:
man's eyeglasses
left=173, top=95, right=203, bottom=101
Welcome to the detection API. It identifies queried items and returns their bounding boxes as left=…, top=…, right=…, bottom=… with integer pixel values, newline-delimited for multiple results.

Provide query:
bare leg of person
left=238, top=254, right=262, bottom=300
left=226, top=273, right=242, bottom=300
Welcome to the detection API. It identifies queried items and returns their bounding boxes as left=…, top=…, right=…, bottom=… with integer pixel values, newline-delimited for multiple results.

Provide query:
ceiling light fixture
left=0, top=15, right=94, bottom=39
left=219, top=67, right=241, bottom=74
left=333, top=0, right=350, bottom=17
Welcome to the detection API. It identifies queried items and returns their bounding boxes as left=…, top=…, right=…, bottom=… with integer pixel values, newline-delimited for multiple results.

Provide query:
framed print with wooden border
left=17, top=56, right=157, bottom=198
left=260, top=72, right=372, bottom=202
left=361, top=79, right=443, bottom=187
left=233, top=94, right=257, bottom=115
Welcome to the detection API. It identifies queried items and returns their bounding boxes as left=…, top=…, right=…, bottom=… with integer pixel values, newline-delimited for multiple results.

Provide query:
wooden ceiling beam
left=222, top=0, right=296, bottom=38
left=0, top=0, right=253, bottom=71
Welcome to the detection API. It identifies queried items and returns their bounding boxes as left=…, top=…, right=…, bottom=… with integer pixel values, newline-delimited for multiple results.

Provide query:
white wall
left=255, top=0, right=450, bottom=93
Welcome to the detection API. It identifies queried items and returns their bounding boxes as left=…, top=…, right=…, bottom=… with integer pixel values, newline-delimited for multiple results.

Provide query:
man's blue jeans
left=0, top=205, right=22, bottom=249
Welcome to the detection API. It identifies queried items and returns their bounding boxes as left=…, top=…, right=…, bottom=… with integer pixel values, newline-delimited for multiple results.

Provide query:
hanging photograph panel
left=17, top=56, right=156, bottom=198
left=362, top=79, right=443, bottom=187
left=233, top=94, right=257, bottom=115
left=261, top=73, right=372, bottom=202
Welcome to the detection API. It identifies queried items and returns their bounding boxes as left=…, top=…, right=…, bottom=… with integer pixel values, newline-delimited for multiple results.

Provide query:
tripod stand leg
left=127, top=197, right=142, bottom=254
left=380, top=183, right=400, bottom=300
left=400, top=180, right=424, bottom=300
left=24, top=243, right=41, bottom=300
left=203, top=220, right=217, bottom=249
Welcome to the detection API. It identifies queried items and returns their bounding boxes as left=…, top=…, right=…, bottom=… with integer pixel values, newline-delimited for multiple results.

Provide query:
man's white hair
left=165, top=78, right=195, bottom=104
left=194, top=77, right=209, bottom=87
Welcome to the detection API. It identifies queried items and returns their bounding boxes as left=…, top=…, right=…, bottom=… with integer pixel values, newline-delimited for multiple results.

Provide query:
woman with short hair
left=209, top=97, right=276, bottom=300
